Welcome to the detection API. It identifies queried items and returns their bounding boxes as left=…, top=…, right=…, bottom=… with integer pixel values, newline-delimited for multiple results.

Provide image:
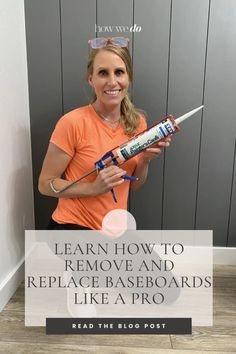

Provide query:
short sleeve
left=50, top=113, right=82, bottom=157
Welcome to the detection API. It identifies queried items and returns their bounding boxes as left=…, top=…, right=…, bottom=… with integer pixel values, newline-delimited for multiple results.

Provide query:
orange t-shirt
left=50, top=104, right=147, bottom=229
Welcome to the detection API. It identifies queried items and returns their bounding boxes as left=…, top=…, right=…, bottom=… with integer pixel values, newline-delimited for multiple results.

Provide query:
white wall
left=0, top=0, right=35, bottom=311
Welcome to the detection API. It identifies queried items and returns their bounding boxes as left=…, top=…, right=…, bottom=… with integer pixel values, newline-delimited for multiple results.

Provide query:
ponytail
left=120, top=94, right=142, bottom=136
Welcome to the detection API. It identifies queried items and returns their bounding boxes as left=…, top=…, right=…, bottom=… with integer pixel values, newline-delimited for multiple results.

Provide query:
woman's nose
left=107, top=74, right=116, bottom=86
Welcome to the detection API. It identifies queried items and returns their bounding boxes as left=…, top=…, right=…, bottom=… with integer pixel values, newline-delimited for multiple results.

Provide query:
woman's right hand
left=92, top=166, right=127, bottom=196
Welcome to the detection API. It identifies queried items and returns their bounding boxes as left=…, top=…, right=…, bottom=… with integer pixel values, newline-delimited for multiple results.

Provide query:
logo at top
left=95, top=24, right=142, bottom=33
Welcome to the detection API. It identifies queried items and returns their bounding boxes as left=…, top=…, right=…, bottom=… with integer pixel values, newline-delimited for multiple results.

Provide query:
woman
left=38, top=37, right=170, bottom=230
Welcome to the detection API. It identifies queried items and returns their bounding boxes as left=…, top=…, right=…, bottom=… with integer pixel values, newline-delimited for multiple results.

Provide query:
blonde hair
left=86, top=45, right=143, bottom=136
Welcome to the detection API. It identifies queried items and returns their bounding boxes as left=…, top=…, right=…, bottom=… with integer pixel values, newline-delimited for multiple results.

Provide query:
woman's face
left=88, top=50, right=130, bottom=109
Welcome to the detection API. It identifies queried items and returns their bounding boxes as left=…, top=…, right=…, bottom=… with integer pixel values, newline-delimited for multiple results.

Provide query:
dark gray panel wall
left=162, top=0, right=209, bottom=229
left=61, top=0, right=96, bottom=112
left=196, top=0, right=236, bottom=246
left=24, top=0, right=62, bottom=229
left=130, top=0, right=171, bottom=229
left=25, top=0, right=236, bottom=246
left=98, top=0, right=133, bottom=41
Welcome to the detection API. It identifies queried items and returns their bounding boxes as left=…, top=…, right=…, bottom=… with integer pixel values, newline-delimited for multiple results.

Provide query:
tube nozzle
left=175, top=105, right=204, bottom=125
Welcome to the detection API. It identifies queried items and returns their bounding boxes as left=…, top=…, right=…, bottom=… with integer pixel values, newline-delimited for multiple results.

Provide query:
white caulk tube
left=116, top=105, right=204, bottom=161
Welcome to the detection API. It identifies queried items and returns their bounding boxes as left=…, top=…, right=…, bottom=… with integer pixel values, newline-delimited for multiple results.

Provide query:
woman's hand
left=139, top=136, right=172, bottom=163
left=91, top=165, right=127, bottom=196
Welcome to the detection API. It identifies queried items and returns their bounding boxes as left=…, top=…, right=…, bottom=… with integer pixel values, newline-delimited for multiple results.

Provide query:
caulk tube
left=116, top=116, right=178, bottom=161
left=116, top=105, right=204, bottom=162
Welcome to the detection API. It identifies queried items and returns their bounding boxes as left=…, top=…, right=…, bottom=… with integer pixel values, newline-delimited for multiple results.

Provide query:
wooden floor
left=0, top=265, right=235, bottom=354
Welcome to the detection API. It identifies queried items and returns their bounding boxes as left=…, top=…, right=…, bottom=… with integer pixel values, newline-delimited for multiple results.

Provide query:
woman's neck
left=92, top=101, right=121, bottom=122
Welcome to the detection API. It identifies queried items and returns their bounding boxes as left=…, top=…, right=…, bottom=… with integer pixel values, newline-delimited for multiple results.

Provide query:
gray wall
left=25, top=0, right=236, bottom=246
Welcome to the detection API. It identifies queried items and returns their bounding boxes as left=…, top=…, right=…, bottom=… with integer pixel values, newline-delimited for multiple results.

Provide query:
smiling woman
left=38, top=37, right=171, bottom=230
left=86, top=40, right=139, bottom=134
left=87, top=50, right=130, bottom=127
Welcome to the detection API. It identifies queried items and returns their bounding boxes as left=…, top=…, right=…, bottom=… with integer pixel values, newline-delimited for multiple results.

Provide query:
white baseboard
left=213, top=247, right=236, bottom=265
left=0, top=257, right=24, bottom=312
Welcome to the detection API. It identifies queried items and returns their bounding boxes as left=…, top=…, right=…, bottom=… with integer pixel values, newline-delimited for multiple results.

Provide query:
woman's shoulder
left=51, top=105, right=92, bottom=146
left=59, top=105, right=91, bottom=125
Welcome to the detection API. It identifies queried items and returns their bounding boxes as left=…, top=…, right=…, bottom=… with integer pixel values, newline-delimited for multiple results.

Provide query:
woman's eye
left=98, top=70, right=108, bottom=76
left=115, top=69, right=125, bottom=76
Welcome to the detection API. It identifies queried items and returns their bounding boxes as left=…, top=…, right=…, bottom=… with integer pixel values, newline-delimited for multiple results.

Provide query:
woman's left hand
left=139, top=136, right=171, bottom=163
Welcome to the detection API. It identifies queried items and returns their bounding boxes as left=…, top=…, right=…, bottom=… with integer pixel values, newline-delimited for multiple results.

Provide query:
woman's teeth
left=104, top=90, right=121, bottom=96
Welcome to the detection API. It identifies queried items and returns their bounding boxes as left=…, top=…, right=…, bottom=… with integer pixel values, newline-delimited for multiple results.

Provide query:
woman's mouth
left=104, top=89, right=121, bottom=96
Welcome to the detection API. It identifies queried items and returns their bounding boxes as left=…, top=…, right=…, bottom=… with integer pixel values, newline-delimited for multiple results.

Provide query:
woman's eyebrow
left=96, top=66, right=126, bottom=70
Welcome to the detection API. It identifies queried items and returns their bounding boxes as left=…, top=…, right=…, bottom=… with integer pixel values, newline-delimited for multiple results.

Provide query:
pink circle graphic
left=101, top=209, right=137, bottom=238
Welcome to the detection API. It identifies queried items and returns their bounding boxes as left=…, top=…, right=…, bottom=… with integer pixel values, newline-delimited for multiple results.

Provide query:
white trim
left=213, top=247, right=236, bottom=265
left=0, top=257, right=25, bottom=312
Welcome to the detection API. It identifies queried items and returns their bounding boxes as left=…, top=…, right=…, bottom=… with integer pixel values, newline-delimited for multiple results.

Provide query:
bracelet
left=49, top=179, right=60, bottom=194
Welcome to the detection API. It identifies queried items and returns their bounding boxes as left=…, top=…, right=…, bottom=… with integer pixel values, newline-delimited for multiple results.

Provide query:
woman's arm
left=38, top=143, right=127, bottom=198
left=130, top=138, right=171, bottom=191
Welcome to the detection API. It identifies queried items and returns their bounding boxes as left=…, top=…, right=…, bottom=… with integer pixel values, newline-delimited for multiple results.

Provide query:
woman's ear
left=88, top=75, right=93, bottom=87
